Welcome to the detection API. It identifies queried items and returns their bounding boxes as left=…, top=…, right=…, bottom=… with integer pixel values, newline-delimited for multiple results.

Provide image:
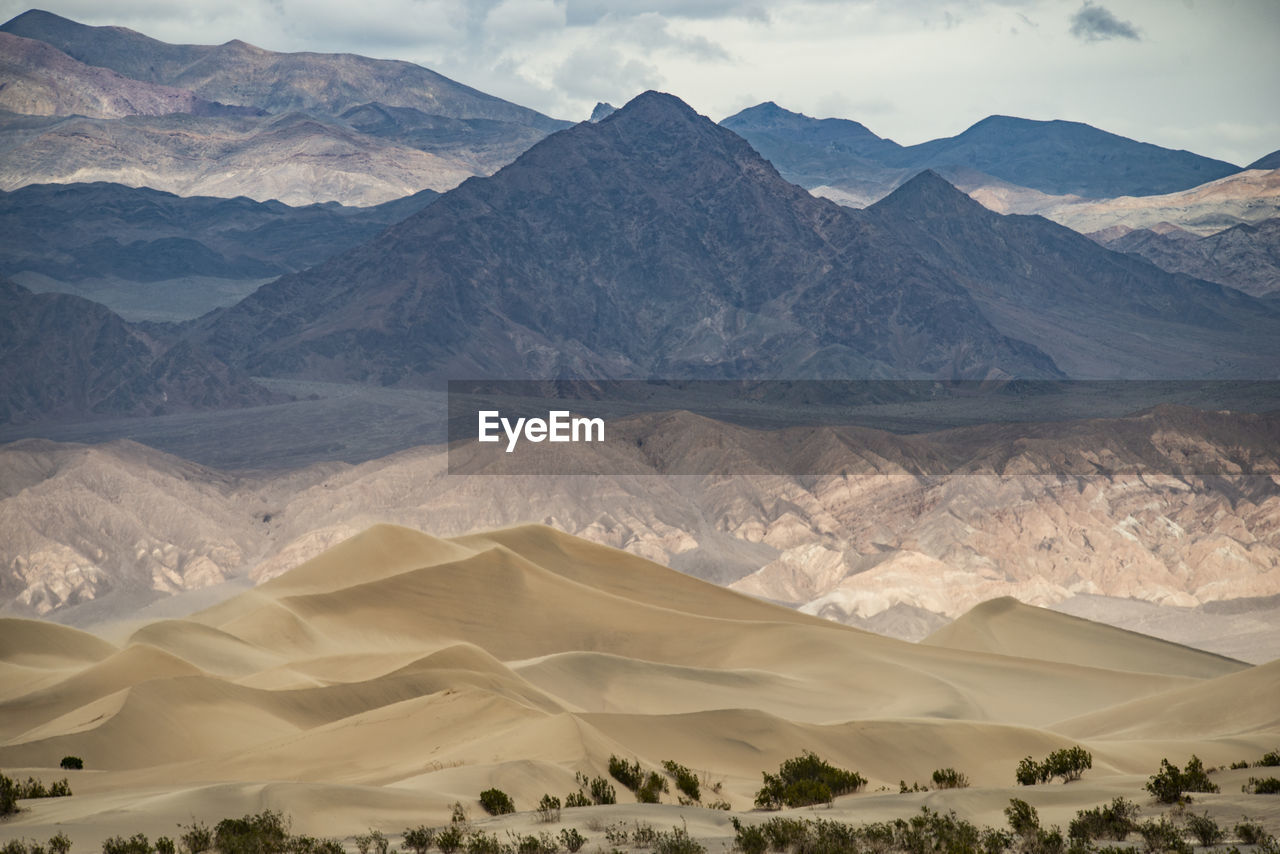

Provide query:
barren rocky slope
left=1092, top=218, right=1280, bottom=298
left=0, top=10, right=568, bottom=205
left=4, top=406, right=1277, bottom=660
left=0, top=110, right=475, bottom=205
left=0, top=31, right=241, bottom=119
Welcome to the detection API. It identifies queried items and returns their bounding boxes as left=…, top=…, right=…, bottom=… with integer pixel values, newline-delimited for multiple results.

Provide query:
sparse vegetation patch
left=754, top=751, right=866, bottom=810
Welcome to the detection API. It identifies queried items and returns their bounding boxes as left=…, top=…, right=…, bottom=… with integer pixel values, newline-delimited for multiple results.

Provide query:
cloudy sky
left=3, top=0, right=1277, bottom=165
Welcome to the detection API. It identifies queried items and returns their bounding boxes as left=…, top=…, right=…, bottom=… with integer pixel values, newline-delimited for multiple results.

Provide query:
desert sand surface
left=1, top=523, right=1277, bottom=852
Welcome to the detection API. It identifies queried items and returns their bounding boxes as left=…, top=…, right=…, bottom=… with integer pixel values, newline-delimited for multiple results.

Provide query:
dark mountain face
left=0, top=182, right=438, bottom=284
left=723, top=105, right=1241, bottom=199
left=0, top=10, right=567, bottom=130
left=1096, top=218, right=1280, bottom=299
left=188, top=92, right=1060, bottom=383
left=867, top=171, right=1280, bottom=378
left=1247, top=150, right=1280, bottom=171
left=719, top=101, right=903, bottom=187
left=883, top=116, right=1240, bottom=198
left=0, top=279, right=274, bottom=424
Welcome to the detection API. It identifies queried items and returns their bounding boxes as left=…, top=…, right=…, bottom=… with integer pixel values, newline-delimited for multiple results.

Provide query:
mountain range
left=0, top=182, right=438, bottom=321
left=183, top=92, right=1280, bottom=386
left=1090, top=218, right=1280, bottom=298
left=721, top=101, right=1242, bottom=200
left=5, top=88, right=1280, bottom=423
left=0, top=10, right=569, bottom=205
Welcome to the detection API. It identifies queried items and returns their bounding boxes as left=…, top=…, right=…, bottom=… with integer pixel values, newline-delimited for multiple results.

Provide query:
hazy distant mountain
left=1093, top=218, right=1280, bottom=298
left=0, top=182, right=438, bottom=282
left=979, top=167, right=1280, bottom=237
left=1, top=9, right=566, bottom=130
left=0, top=183, right=438, bottom=320
left=338, top=102, right=551, bottom=175
left=0, top=9, right=569, bottom=205
left=866, top=171, right=1280, bottom=378
left=0, top=31, right=255, bottom=119
left=884, top=115, right=1239, bottom=198
left=720, top=101, right=904, bottom=187
left=0, top=109, right=474, bottom=205
left=589, top=102, right=616, bottom=122
left=0, top=279, right=273, bottom=424
left=723, top=103, right=1241, bottom=200
left=188, top=91, right=1060, bottom=383
left=1248, top=150, right=1280, bottom=170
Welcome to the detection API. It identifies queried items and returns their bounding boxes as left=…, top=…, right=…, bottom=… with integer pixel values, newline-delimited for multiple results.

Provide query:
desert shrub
left=932, top=768, right=970, bottom=789
left=558, top=828, right=585, bottom=853
left=661, top=761, right=700, bottom=803
left=213, top=810, right=291, bottom=854
left=1137, top=818, right=1190, bottom=854
left=508, top=832, right=558, bottom=854
left=1, top=774, right=18, bottom=817
left=1006, top=799, right=1042, bottom=837
left=564, top=773, right=616, bottom=807
left=464, top=831, right=501, bottom=854
left=754, top=752, right=866, bottom=810
left=1017, top=756, right=1050, bottom=786
left=609, top=756, right=643, bottom=791
left=602, top=824, right=629, bottom=846
left=1147, top=756, right=1220, bottom=804
left=436, top=826, right=463, bottom=854
left=536, top=794, right=561, bottom=823
left=1184, top=812, right=1223, bottom=847
left=730, top=817, right=767, bottom=854
left=636, top=771, right=668, bottom=804
left=156, top=839, right=176, bottom=854
left=403, top=826, right=435, bottom=854
left=1046, top=748, right=1092, bottom=783
left=355, top=831, right=390, bottom=854
left=451, top=802, right=469, bottom=825
left=652, top=824, right=704, bottom=854
left=1231, top=760, right=1251, bottom=770
left=1235, top=820, right=1272, bottom=845
left=47, top=834, right=71, bottom=854
left=1068, top=798, right=1140, bottom=842
left=900, top=779, right=929, bottom=793
left=58, top=757, right=83, bottom=771
left=586, top=775, right=615, bottom=806
left=631, top=822, right=657, bottom=848
left=180, top=821, right=213, bottom=854
left=46, top=780, right=71, bottom=798
left=706, top=799, right=731, bottom=811
left=1244, top=776, right=1280, bottom=794
left=479, top=788, right=515, bottom=816
left=103, top=835, right=154, bottom=854
left=1258, top=750, right=1280, bottom=768
left=286, top=836, right=342, bottom=854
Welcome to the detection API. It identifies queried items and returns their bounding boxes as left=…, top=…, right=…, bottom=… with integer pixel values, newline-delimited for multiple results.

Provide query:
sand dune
left=0, top=523, right=1276, bottom=848
left=922, top=596, right=1247, bottom=678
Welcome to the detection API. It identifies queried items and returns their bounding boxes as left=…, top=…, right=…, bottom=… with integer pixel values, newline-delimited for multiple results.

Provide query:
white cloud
left=1, top=0, right=1275, bottom=164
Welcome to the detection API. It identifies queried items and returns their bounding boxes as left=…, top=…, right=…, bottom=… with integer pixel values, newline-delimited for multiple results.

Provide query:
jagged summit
left=588, top=101, right=616, bottom=122
left=187, top=88, right=1059, bottom=382
left=871, top=169, right=991, bottom=218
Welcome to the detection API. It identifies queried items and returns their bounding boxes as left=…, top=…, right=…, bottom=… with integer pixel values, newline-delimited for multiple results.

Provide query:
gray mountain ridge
left=722, top=101, right=1241, bottom=199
